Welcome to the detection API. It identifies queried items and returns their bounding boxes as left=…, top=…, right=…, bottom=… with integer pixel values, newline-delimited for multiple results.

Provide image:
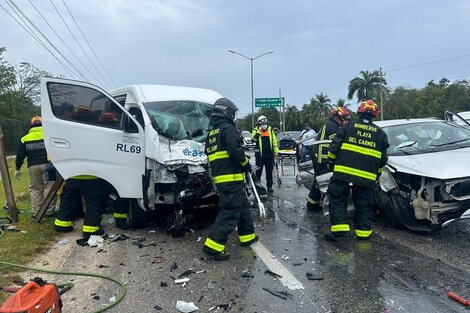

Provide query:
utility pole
left=379, top=67, right=386, bottom=121
left=279, top=89, right=282, bottom=132
left=0, top=126, right=19, bottom=222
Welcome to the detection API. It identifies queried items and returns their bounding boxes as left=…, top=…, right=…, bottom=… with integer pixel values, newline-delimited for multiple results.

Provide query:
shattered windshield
left=383, top=121, right=470, bottom=156
left=143, top=100, right=212, bottom=143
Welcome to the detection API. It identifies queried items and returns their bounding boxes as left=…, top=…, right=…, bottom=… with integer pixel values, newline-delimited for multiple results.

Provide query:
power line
left=0, top=1, right=78, bottom=79
left=48, top=0, right=110, bottom=89
left=5, top=0, right=88, bottom=80
left=61, top=0, right=115, bottom=88
left=27, top=0, right=102, bottom=85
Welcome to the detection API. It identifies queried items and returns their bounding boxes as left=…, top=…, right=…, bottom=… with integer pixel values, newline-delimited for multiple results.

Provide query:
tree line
left=0, top=47, right=49, bottom=154
left=237, top=71, right=470, bottom=132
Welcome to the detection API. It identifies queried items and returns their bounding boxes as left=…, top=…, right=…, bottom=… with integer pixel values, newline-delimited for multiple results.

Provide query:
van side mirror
left=122, top=115, right=139, bottom=133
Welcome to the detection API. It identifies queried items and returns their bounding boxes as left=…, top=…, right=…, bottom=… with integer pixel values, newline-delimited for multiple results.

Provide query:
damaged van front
left=41, top=79, right=222, bottom=229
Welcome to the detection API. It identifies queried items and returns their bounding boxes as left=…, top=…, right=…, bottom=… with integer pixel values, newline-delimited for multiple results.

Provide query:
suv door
left=41, top=78, right=145, bottom=198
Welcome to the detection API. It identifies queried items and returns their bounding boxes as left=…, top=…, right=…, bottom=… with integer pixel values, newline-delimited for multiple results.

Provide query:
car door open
left=41, top=78, right=145, bottom=198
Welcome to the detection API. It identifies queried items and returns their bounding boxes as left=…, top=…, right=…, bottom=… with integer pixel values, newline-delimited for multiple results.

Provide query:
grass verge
left=0, top=158, right=58, bottom=304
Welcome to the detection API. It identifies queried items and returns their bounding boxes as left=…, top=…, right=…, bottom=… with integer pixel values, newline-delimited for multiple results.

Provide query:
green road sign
left=255, top=98, right=282, bottom=108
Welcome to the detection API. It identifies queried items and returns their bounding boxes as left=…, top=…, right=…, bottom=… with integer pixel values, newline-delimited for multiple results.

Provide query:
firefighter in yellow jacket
left=203, top=98, right=258, bottom=261
left=325, top=100, right=389, bottom=241
left=251, top=116, right=279, bottom=192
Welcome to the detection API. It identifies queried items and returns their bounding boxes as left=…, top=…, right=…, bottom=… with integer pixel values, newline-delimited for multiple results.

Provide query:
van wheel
left=129, top=199, right=148, bottom=229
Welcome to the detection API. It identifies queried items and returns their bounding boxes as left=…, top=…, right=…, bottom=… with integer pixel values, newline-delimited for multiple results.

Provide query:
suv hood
left=389, top=147, right=470, bottom=179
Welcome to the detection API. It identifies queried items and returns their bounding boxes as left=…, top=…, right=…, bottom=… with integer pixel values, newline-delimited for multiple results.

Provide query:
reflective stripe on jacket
left=328, top=119, right=389, bottom=187
left=251, top=126, right=279, bottom=156
left=15, top=126, right=48, bottom=169
left=206, top=116, right=248, bottom=184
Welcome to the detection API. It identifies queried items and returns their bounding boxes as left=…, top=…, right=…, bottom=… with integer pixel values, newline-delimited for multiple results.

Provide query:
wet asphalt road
left=37, top=161, right=470, bottom=313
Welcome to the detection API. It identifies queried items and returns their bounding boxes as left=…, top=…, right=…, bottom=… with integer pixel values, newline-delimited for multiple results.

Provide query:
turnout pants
left=55, top=178, right=107, bottom=236
left=204, top=182, right=256, bottom=252
left=255, top=154, right=274, bottom=188
left=327, top=178, right=375, bottom=238
left=28, top=164, right=56, bottom=217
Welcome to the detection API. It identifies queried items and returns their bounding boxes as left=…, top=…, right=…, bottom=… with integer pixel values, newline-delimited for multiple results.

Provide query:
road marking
left=250, top=241, right=304, bottom=290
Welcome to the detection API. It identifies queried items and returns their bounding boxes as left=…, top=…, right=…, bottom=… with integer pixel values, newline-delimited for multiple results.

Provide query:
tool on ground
left=0, top=277, right=72, bottom=313
left=0, top=261, right=126, bottom=313
left=448, top=291, right=470, bottom=307
left=247, top=172, right=266, bottom=218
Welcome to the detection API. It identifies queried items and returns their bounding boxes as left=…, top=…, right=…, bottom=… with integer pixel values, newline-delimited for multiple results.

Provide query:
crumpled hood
left=389, top=147, right=470, bottom=179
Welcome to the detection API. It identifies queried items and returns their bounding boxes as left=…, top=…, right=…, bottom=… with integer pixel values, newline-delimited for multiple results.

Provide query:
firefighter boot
left=115, top=218, right=131, bottom=230
left=202, top=246, right=230, bottom=261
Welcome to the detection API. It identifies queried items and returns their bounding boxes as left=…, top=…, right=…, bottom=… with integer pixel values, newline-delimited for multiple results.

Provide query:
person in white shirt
left=299, top=123, right=316, bottom=162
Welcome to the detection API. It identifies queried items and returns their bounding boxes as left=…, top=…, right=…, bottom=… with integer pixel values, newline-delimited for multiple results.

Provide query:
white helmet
left=257, top=115, right=268, bottom=125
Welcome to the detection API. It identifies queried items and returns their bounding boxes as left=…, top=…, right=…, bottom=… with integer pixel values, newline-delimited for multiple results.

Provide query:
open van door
left=41, top=78, right=145, bottom=198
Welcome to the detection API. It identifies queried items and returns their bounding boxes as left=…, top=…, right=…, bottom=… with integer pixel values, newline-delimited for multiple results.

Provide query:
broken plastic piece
left=175, top=277, right=190, bottom=284
left=176, top=300, right=199, bottom=313
left=306, top=271, right=324, bottom=280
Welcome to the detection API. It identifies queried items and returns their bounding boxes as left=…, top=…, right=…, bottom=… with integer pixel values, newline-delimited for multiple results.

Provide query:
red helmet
left=357, top=100, right=379, bottom=117
left=30, top=116, right=42, bottom=127
left=331, top=107, right=350, bottom=120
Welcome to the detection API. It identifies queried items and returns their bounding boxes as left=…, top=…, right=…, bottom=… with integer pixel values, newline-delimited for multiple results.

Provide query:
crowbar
left=247, top=172, right=266, bottom=218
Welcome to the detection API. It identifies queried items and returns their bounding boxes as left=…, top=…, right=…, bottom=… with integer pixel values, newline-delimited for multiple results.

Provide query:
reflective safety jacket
left=328, top=118, right=389, bottom=187
left=251, top=126, right=279, bottom=157
left=205, top=116, right=249, bottom=185
left=314, top=117, right=341, bottom=167
left=15, top=126, right=48, bottom=169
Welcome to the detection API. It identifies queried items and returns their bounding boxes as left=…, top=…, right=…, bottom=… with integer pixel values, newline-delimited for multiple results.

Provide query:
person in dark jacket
left=325, top=100, right=389, bottom=241
left=251, top=116, right=279, bottom=192
left=306, top=107, right=349, bottom=210
left=202, top=98, right=258, bottom=261
left=15, top=116, right=57, bottom=218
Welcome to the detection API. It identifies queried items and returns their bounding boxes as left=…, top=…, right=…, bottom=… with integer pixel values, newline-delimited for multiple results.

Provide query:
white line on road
left=250, top=241, right=304, bottom=290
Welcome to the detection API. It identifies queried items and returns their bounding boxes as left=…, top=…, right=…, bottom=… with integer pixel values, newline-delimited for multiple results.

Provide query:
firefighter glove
left=14, top=170, right=21, bottom=180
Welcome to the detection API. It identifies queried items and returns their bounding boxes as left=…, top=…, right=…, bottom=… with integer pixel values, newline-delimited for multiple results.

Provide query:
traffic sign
left=255, top=98, right=282, bottom=108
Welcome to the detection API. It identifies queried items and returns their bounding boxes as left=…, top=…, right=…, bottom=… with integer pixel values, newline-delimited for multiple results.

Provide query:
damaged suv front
left=376, top=118, right=470, bottom=231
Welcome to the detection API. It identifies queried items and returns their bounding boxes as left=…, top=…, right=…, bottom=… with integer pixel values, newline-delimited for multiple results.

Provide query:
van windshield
left=143, top=100, right=212, bottom=143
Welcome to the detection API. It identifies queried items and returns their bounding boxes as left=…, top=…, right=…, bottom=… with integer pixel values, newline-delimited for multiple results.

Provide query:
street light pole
left=228, top=50, right=274, bottom=129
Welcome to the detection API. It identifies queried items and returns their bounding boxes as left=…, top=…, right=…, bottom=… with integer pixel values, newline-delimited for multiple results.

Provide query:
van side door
left=41, top=78, right=145, bottom=198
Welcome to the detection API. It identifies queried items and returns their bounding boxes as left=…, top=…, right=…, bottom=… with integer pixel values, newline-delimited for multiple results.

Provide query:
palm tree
left=312, top=92, right=332, bottom=121
left=347, top=70, right=387, bottom=102
left=284, top=105, right=300, bottom=131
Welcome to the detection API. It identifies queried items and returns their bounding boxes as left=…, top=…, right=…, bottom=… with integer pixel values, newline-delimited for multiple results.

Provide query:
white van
left=41, top=78, right=223, bottom=227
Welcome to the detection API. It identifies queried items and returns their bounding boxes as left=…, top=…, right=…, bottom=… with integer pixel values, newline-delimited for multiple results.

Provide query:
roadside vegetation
left=0, top=159, right=57, bottom=303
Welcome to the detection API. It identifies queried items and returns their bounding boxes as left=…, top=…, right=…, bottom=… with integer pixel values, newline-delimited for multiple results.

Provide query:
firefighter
left=54, top=176, right=108, bottom=240
left=325, top=100, right=389, bottom=240
left=15, top=116, right=57, bottom=218
left=203, top=98, right=258, bottom=261
left=251, top=115, right=279, bottom=192
left=306, top=107, right=350, bottom=210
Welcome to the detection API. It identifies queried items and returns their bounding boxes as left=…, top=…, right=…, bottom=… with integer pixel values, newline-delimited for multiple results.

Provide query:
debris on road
left=262, top=287, right=293, bottom=300
left=175, top=277, right=190, bottom=284
left=264, top=269, right=282, bottom=278
left=209, top=304, right=230, bottom=311
left=306, top=271, right=324, bottom=280
left=176, top=300, right=199, bottom=313
left=448, top=291, right=470, bottom=306
left=241, top=269, right=254, bottom=278
left=87, top=235, right=104, bottom=248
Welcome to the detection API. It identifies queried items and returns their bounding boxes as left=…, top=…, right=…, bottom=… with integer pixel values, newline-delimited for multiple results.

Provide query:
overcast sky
left=2, top=0, right=470, bottom=116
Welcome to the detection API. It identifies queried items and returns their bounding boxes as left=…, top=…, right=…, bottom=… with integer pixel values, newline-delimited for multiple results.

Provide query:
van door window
left=47, top=82, right=124, bottom=129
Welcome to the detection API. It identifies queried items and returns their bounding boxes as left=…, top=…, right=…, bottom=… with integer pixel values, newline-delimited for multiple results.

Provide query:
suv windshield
left=144, top=100, right=212, bottom=143
left=383, top=121, right=470, bottom=156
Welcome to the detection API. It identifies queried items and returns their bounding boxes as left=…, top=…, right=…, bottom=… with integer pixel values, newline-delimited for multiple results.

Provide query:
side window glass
left=47, top=82, right=124, bottom=129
